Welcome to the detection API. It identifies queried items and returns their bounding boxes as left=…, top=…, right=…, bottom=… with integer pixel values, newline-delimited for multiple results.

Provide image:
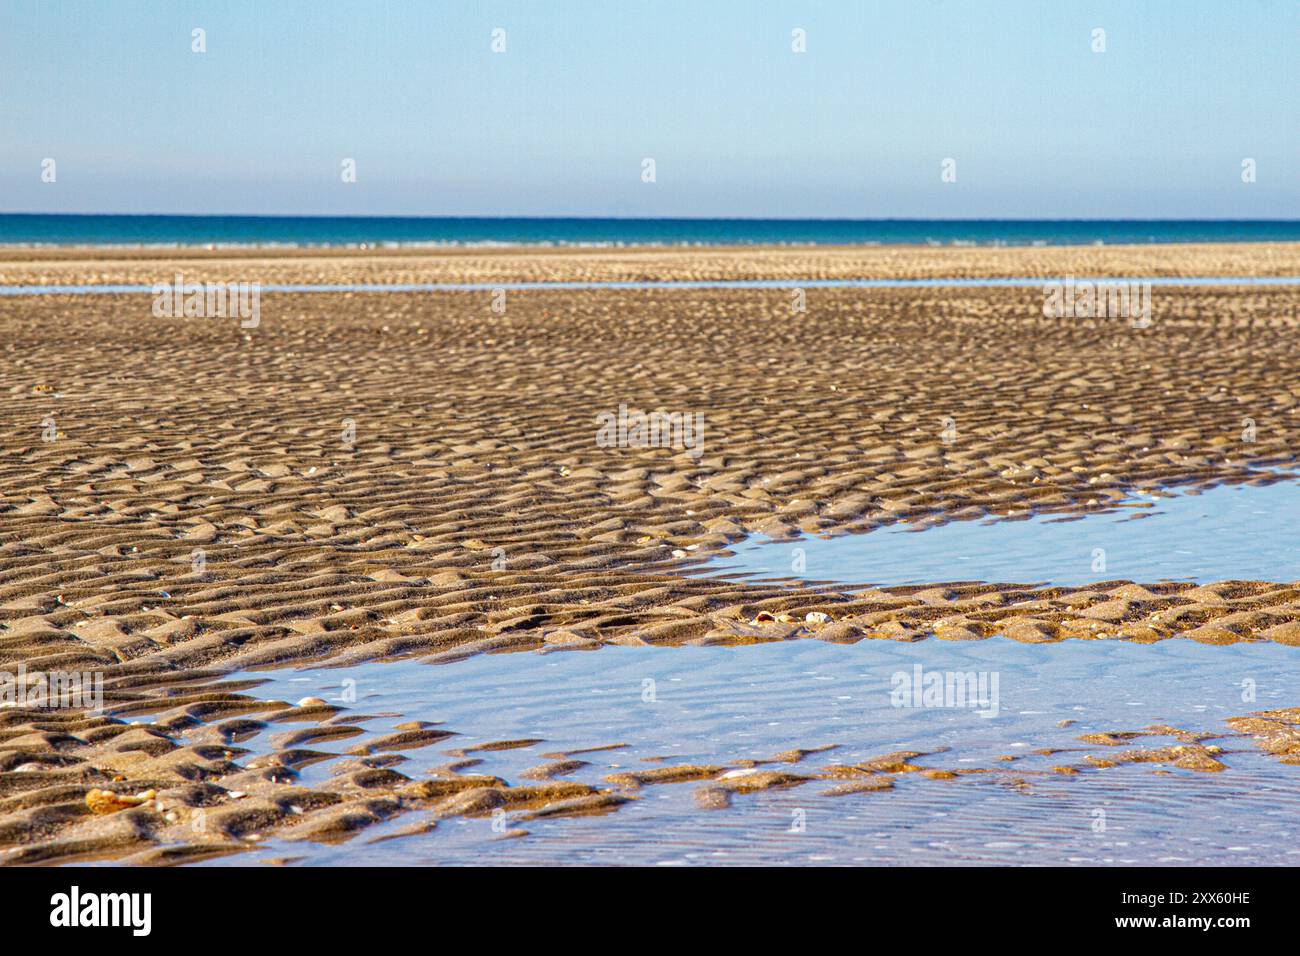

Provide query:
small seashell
left=297, top=696, right=327, bottom=707
left=85, top=788, right=157, bottom=815
left=671, top=549, right=687, bottom=559
left=805, top=611, right=832, bottom=625
left=226, top=790, right=248, bottom=800
left=753, top=611, right=777, bottom=623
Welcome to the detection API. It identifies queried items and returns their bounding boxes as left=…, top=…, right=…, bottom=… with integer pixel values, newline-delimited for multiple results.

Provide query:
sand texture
left=2, top=240, right=1300, bottom=286
left=1, top=246, right=1298, bottom=862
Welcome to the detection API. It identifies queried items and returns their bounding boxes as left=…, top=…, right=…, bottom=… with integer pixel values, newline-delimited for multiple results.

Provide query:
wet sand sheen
left=4, top=275, right=1300, bottom=296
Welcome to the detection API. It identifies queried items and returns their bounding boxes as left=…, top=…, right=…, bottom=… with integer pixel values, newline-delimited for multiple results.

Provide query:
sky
left=0, top=0, right=1296, bottom=219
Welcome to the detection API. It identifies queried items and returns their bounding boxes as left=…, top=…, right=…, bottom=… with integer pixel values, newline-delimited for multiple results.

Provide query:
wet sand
left=1, top=244, right=1298, bottom=863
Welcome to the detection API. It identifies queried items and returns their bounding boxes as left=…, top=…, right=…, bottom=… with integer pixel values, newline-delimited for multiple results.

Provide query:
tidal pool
left=203, top=636, right=1300, bottom=867
left=702, top=478, right=1300, bottom=588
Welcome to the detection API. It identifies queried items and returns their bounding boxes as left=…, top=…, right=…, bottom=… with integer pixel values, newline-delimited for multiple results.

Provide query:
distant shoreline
left=4, top=242, right=1299, bottom=287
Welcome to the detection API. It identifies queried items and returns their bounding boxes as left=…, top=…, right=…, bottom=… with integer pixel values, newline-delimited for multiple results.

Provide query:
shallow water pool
left=703, top=478, right=1300, bottom=588
left=202, top=636, right=1300, bottom=867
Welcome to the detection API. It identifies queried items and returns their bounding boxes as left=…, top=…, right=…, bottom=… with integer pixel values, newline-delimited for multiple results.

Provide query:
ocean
left=2, top=215, right=1299, bottom=248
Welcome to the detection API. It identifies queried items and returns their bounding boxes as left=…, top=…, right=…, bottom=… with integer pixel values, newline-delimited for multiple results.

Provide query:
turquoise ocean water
left=2, top=215, right=1299, bottom=247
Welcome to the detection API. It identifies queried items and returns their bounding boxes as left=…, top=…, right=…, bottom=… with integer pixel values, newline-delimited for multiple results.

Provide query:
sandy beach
left=3, top=240, right=1300, bottom=286
left=2, top=243, right=1299, bottom=864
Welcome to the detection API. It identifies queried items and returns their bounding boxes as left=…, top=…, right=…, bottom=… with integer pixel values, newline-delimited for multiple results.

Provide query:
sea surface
left=2, top=215, right=1300, bottom=248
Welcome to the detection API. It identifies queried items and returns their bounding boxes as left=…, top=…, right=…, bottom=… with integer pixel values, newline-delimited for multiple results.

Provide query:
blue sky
left=1, top=0, right=1296, bottom=218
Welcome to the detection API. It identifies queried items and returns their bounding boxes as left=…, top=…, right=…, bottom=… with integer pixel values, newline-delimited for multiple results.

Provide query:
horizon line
left=3, top=212, right=1300, bottom=224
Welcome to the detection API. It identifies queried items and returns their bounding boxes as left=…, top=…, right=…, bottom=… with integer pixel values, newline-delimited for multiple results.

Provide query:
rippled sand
left=1, top=245, right=1298, bottom=864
